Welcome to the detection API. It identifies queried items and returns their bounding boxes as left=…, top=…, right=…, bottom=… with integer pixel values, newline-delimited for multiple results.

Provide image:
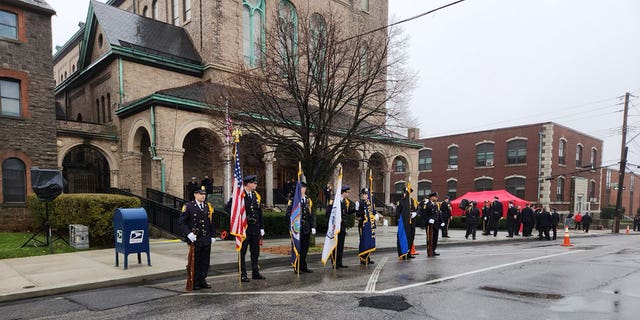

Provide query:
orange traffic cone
left=561, top=227, right=573, bottom=247
left=626, top=225, right=630, bottom=235
left=410, top=243, right=419, bottom=255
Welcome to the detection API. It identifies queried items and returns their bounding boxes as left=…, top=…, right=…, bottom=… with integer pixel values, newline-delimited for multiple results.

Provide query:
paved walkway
left=0, top=226, right=625, bottom=303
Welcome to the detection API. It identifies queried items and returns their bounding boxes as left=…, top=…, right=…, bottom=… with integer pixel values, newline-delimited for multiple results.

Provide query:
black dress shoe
left=434, top=253, right=440, bottom=256
left=408, top=255, right=415, bottom=259
left=369, top=260, right=375, bottom=264
left=193, top=285, right=201, bottom=290
left=301, top=268, right=313, bottom=273
left=252, top=274, right=266, bottom=280
left=200, top=282, right=212, bottom=289
left=241, top=276, right=250, bottom=282
left=336, top=264, right=348, bottom=268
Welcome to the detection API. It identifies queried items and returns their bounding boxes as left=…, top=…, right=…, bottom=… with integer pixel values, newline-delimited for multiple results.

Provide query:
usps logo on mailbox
left=130, top=230, right=144, bottom=244
left=117, top=230, right=123, bottom=243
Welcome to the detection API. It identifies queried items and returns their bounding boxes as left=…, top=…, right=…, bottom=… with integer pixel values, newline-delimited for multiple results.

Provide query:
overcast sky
left=47, top=0, right=640, bottom=168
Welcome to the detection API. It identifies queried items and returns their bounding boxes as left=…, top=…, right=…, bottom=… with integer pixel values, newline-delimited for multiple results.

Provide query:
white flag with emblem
left=322, top=168, right=342, bottom=265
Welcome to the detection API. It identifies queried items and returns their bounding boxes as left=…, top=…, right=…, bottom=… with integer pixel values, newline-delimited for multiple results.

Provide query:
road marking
left=378, top=250, right=583, bottom=294
left=365, top=257, right=388, bottom=292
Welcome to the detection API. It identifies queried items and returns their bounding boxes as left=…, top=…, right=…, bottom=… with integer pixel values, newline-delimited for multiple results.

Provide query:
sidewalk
left=0, top=226, right=622, bottom=303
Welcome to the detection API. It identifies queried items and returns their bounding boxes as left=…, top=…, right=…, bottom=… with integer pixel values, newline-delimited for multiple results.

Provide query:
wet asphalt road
left=2, top=234, right=640, bottom=320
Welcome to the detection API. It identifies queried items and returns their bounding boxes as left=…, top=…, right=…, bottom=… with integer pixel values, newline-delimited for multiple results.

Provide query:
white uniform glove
left=441, top=222, right=445, bottom=227
left=311, top=228, right=316, bottom=235
left=187, top=232, right=197, bottom=242
left=411, top=212, right=417, bottom=219
left=260, top=229, right=265, bottom=237
left=484, top=217, right=487, bottom=220
left=428, top=219, right=435, bottom=224
left=355, top=201, right=360, bottom=211
left=374, top=213, right=380, bottom=221
left=211, top=237, right=216, bottom=244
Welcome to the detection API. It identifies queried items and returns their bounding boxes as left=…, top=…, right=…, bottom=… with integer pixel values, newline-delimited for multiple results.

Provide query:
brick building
left=51, top=0, right=420, bottom=219
left=0, top=0, right=56, bottom=231
left=601, top=169, right=640, bottom=217
left=398, top=123, right=603, bottom=214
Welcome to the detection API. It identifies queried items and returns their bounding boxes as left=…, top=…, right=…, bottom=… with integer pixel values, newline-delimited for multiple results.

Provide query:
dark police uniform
left=326, top=185, right=355, bottom=268
left=419, top=192, right=441, bottom=257
left=465, top=202, right=480, bottom=240
left=521, top=205, right=535, bottom=237
left=395, top=188, right=417, bottom=259
left=357, top=188, right=376, bottom=264
left=550, top=209, right=560, bottom=239
left=178, top=192, right=215, bottom=289
left=506, top=202, right=517, bottom=237
left=225, top=175, right=264, bottom=281
left=287, top=192, right=315, bottom=272
left=481, top=202, right=491, bottom=235
left=489, top=198, right=503, bottom=236
left=440, top=198, right=452, bottom=238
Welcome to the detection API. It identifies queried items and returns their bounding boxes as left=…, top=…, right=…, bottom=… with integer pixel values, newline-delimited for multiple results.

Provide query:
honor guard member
left=395, top=187, right=417, bottom=259
left=357, top=188, right=378, bottom=264
left=521, top=203, right=535, bottom=237
left=226, top=175, right=265, bottom=282
left=287, top=182, right=315, bottom=273
left=465, top=201, right=480, bottom=240
left=489, top=196, right=503, bottom=237
left=327, top=185, right=355, bottom=268
left=420, top=192, right=442, bottom=257
left=179, top=187, right=215, bottom=290
left=440, top=196, right=452, bottom=238
left=506, top=201, right=517, bottom=237
left=481, top=200, right=491, bottom=235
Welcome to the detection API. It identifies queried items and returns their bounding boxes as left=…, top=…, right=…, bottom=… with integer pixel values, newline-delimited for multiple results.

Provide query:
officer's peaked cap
left=341, top=185, right=350, bottom=193
left=243, top=175, right=257, bottom=183
left=194, top=186, right=207, bottom=194
left=428, top=191, right=438, bottom=198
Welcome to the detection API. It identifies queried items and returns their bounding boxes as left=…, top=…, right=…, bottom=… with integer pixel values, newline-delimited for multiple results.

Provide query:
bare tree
left=229, top=9, right=415, bottom=199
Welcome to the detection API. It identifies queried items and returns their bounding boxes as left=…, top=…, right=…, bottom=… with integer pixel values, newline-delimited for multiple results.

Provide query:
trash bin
left=113, top=208, right=151, bottom=270
left=69, top=224, right=89, bottom=249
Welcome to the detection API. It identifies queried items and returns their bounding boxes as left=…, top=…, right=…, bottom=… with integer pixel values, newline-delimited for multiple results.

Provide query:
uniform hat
left=191, top=176, right=197, bottom=180
left=194, top=186, right=207, bottom=194
left=360, top=188, right=369, bottom=194
left=243, top=175, right=257, bottom=183
left=428, top=191, right=438, bottom=198
left=494, top=196, right=499, bottom=200
left=403, top=187, right=413, bottom=193
left=341, top=185, right=350, bottom=193
left=508, top=201, right=514, bottom=204
left=300, top=182, right=307, bottom=188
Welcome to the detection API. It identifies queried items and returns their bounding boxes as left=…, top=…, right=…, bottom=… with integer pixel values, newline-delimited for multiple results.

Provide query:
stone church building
left=52, top=0, right=421, bottom=209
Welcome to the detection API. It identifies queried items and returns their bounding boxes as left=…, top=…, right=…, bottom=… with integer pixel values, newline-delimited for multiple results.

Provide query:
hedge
left=262, top=208, right=356, bottom=237
left=27, top=193, right=141, bottom=245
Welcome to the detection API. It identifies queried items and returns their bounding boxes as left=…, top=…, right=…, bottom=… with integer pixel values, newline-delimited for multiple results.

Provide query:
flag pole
left=238, top=250, right=241, bottom=283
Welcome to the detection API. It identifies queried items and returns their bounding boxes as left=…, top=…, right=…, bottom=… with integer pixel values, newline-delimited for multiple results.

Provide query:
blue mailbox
left=113, top=208, right=151, bottom=269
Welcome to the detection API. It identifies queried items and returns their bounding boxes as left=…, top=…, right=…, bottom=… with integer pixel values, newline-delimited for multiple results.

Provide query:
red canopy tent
left=450, top=190, right=529, bottom=217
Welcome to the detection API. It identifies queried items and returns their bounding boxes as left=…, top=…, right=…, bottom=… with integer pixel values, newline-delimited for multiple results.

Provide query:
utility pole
left=614, top=92, right=631, bottom=233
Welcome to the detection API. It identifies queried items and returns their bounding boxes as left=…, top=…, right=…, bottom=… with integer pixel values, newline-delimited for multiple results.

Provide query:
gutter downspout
left=118, top=57, right=124, bottom=104
left=150, top=106, right=166, bottom=192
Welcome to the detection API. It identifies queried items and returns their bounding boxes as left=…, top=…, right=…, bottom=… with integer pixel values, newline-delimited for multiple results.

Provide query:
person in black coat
left=481, top=200, right=491, bottom=235
left=537, top=207, right=551, bottom=240
left=514, top=205, right=522, bottom=236
left=465, top=201, right=480, bottom=240
left=286, top=182, right=315, bottom=273
left=225, top=175, right=265, bottom=282
left=440, top=196, right=452, bottom=238
left=521, top=203, right=535, bottom=237
left=550, top=208, right=560, bottom=240
left=582, top=212, right=593, bottom=233
left=396, top=187, right=417, bottom=259
left=326, top=185, right=355, bottom=268
left=201, top=175, right=214, bottom=195
left=633, top=212, right=640, bottom=231
left=489, top=196, right=503, bottom=237
left=506, top=201, right=517, bottom=237
left=185, top=177, right=199, bottom=201
left=419, top=192, right=442, bottom=257
left=178, top=187, right=215, bottom=290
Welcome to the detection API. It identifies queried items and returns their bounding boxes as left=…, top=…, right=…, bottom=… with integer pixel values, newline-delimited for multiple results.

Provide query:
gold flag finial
left=233, top=129, right=242, bottom=143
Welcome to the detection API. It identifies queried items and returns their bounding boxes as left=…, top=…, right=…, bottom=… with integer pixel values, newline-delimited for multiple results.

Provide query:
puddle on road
left=479, top=286, right=563, bottom=300
left=359, top=295, right=412, bottom=312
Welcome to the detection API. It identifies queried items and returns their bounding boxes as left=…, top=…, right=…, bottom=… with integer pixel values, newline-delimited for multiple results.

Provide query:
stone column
left=384, top=169, right=391, bottom=204
left=120, top=152, right=142, bottom=195
left=264, top=158, right=275, bottom=208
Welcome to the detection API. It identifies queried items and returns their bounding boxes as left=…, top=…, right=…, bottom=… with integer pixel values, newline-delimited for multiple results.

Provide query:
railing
left=147, top=188, right=186, bottom=209
left=109, top=188, right=182, bottom=237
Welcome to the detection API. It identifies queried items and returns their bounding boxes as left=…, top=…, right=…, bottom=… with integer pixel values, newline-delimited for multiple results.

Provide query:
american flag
left=229, top=142, right=246, bottom=251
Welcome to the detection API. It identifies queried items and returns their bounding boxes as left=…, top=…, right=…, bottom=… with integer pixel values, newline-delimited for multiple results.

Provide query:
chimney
left=407, top=128, right=420, bottom=140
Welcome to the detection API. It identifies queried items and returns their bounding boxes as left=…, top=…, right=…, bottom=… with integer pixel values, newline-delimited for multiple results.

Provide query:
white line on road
left=365, top=257, right=388, bottom=292
left=378, top=250, right=583, bottom=294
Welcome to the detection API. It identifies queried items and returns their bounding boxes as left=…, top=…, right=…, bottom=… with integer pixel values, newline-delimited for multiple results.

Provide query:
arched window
left=556, top=176, right=565, bottom=201
left=2, top=158, right=26, bottom=203
left=0, top=78, right=21, bottom=117
left=394, top=182, right=405, bottom=194
left=0, top=10, right=18, bottom=40
left=576, top=144, right=583, bottom=168
left=395, top=158, right=406, bottom=173
left=142, top=5, right=149, bottom=17
left=590, top=148, right=597, bottom=169
left=507, top=139, right=527, bottom=164
left=418, top=149, right=432, bottom=171
left=589, top=180, right=596, bottom=201
left=448, top=146, right=458, bottom=169
left=183, top=0, right=191, bottom=20
left=278, top=0, right=298, bottom=67
left=242, top=0, right=265, bottom=67
left=558, top=139, right=566, bottom=165
left=152, top=0, right=158, bottom=19
left=447, top=180, right=457, bottom=199
left=309, top=12, right=326, bottom=80
left=506, top=177, right=525, bottom=199
left=418, top=181, right=431, bottom=198
left=475, top=178, right=493, bottom=191
left=172, top=0, right=180, bottom=25
left=476, top=143, right=494, bottom=167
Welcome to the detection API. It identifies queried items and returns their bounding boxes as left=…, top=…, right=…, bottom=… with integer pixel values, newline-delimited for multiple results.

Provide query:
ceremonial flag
left=289, top=163, right=303, bottom=269
left=229, top=140, right=246, bottom=251
left=321, top=168, right=343, bottom=265
left=359, top=170, right=376, bottom=262
left=397, top=182, right=411, bottom=258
